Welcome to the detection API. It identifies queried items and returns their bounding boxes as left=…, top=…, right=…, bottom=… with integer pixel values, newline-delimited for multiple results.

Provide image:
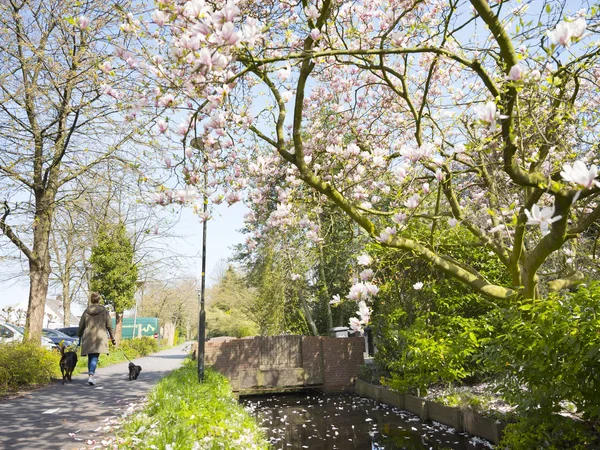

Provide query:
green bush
left=484, top=282, right=600, bottom=420
left=379, top=313, right=491, bottom=395
left=0, top=342, right=60, bottom=394
left=120, top=336, right=159, bottom=357
left=114, top=361, right=268, bottom=449
left=499, top=416, right=599, bottom=449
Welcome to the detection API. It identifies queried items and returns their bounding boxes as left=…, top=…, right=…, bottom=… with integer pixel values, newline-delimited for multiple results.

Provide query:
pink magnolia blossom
left=507, top=64, right=524, bottom=81
left=78, top=16, right=90, bottom=30
left=158, top=94, right=175, bottom=107
left=359, top=269, right=374, bottom=281
left=157, top=119, right=168, bottom=134
left=330, top=294, right=341, bottom=305
left=277, top=64, right=292, bottom=82
left=547, top=18, right=586, bottom=47
left=163, top=156, right=172, bottom=168
left=151, top=10, right=168, bottom=27
left=310, top=29, right=321, bottom=40
left=100, top=61, right=112, bottom=74
left=404, top=193, right=420, bottom=209
left=376, top=227, right=397, bottom=244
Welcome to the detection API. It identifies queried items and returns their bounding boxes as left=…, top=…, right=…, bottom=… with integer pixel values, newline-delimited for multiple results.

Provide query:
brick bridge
left=195, top=335, right=364, bottom=393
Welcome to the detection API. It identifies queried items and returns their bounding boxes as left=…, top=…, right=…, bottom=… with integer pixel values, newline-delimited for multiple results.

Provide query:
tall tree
left=0, top=0, right=141, bottom=342
left=89, top=222, right=138, bottom=344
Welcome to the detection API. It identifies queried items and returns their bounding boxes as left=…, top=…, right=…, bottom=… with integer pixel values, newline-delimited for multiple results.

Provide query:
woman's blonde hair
left=90, top=292, right=102, bottom=304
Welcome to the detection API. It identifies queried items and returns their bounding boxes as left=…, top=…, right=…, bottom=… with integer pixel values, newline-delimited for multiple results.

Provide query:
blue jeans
left=88, top=353, right=99, bottom=375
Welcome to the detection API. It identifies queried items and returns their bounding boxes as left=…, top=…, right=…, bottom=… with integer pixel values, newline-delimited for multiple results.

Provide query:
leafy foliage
left=115, top=361, right=268, bottom=449
left=0, top=342, right=60, bottom=395
left=206, top=267, right=258, bottom=338
left=484, top=282, right=600, bottom=420
left=499, top=416, right=599, bottom=450
left=372, top=225, right=506, bottom=393
left=90, top=222, right=138, bottom=314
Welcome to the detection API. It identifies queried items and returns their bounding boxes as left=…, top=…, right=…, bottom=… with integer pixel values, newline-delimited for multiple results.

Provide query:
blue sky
left=0, top=201, right=247, bottom=314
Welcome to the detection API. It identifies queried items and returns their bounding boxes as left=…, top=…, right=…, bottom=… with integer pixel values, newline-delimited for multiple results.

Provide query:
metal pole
left=197, top=155, right=208, bottom=382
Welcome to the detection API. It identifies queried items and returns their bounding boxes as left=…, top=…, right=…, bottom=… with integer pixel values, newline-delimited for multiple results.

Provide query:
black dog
left=59, top=344, right=78, bottom=385
left=128, top=362, right=142, bottom=380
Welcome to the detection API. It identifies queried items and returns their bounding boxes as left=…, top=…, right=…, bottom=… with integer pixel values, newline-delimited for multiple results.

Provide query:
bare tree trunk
left=298, top=288, right=318, bottom=336
left=62, top=267, right=71, bottom=327
left=25, top=206, right=53, bottom=343
left=115, top=312, right=123, bottom=346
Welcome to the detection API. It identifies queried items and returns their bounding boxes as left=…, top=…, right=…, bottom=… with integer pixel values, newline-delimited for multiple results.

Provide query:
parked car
left=56, top=326, right=79, bottom=338
left=0, top=322, right=58, bottom=350
left=42, top=328, right=79, bottom=348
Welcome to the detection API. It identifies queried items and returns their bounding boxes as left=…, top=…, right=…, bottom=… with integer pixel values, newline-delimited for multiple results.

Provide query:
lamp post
left=191, top=137, right=207, bottom=382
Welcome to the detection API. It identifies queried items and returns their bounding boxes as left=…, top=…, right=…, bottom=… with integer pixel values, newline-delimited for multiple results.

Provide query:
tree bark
left=115, top=312, right=123, bottom=346
left=298, top=288, right=318, bottom=336
left=24, top=199, right=54, bottom=343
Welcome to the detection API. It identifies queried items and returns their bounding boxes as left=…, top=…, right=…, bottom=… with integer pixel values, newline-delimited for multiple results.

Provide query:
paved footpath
left=0, top=343, right=192, bottom=450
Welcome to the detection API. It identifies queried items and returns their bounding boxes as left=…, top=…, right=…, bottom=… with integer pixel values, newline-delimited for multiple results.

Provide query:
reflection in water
left=241, top=393, right=493, bottom=450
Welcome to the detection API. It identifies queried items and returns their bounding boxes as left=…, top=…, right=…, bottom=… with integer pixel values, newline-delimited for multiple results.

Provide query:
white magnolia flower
left=560, top=160, right=600, bottom=189
left=357, top=254, right=372, bottom=266
left=330, top=294, right=341, bottom=305
left=474, top=101, right=508, bottom=130
left=524, top=204, right=562, bottom=236
left=357, top=300, right=371, bottom=324
left=413, top=282, right=424, bottom=290
left=448, top=218, right=458, bottom=228
left=290, top=273, right=301, bottom=281
left=349, top=317, right=363, bottom=333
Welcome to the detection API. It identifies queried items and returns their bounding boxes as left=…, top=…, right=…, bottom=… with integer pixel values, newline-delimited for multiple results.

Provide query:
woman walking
left=78, top=292, right=116, bottom=385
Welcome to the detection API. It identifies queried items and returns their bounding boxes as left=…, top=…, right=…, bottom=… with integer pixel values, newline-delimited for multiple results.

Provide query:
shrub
left=499, top=416, right=599, bottom=450
left=379, top=313, right=490, bottom=395
left=120, top=336, right=159, bottom=357
left=484, top=282, right=600, bottom=420
left=0, top=342, right=60, bottom=394
left=114, top=361, right=268, bottom=449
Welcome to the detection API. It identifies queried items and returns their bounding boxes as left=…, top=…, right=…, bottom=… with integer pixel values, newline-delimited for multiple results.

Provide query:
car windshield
left=13, top=325, right=25, bottom=334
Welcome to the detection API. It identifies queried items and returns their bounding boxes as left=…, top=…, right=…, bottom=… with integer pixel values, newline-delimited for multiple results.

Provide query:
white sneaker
left=88, top=375, right=96, bottom=386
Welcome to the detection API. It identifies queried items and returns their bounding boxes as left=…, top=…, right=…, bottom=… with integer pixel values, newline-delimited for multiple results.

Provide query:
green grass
left=111, top=361, right=269, bottom=450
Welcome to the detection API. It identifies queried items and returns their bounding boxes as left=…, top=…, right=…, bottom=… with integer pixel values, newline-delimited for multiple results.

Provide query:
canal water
left=241, top=393, right=493, bottom=450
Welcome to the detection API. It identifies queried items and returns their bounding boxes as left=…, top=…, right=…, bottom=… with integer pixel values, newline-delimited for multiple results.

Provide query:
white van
left=0, top=322, right=57, bottom=350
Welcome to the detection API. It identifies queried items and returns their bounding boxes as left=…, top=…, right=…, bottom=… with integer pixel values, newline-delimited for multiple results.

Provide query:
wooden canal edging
left=354, top=379, right=507, bottom=445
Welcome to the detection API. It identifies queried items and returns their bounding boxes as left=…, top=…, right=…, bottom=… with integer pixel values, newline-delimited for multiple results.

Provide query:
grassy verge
left=106, top=360, right=268, bottom=450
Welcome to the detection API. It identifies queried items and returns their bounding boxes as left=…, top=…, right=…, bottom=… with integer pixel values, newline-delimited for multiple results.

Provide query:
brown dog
left=59, top=344, right=78, bottom=384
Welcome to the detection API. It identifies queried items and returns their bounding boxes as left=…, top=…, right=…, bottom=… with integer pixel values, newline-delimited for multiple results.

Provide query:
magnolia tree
left=117, top=0, right=600, bottom=332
